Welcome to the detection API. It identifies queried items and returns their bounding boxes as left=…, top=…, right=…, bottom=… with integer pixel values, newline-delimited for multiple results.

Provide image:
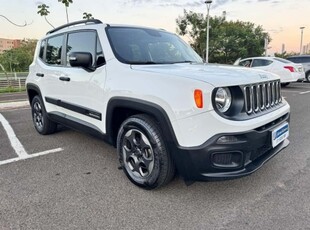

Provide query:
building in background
left=0, top=38, right=22, bottom=54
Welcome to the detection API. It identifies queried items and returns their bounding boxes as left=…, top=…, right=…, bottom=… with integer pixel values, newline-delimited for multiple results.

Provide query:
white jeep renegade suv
left=26, top=19, right=290, bottom=189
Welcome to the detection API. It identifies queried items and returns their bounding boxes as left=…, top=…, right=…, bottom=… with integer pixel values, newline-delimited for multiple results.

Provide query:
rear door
left=37, top=34, right=66, bottom=113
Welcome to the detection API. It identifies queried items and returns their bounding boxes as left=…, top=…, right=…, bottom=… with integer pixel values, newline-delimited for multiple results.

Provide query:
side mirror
left=69, top=52, right=93, bottom=71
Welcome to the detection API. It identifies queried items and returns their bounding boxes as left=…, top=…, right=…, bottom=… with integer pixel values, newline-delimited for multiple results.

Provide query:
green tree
left=83, top=12, right=94, bottom=20
left=176, top=10, right=271, bottom=64
left=0, top=40, right=37, bottom=72
left=58, top=0, right=73, bottom=23
left=37, top=4, right=55, bottom=28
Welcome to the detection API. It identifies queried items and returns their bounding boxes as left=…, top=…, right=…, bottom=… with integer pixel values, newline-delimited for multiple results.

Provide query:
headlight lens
left=215, top=87, right=232, bottom=113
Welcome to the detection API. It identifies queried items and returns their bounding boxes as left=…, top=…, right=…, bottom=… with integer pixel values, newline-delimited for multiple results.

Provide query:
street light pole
left=205, top=0, right=212, bottom=63
left=300, top=26, right=305, bottom=55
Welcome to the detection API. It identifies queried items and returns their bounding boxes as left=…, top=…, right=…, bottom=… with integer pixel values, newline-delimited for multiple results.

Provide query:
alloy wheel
left=122, top=129, right=154, bottom=180
left=33, top=101, right=44, bottom=130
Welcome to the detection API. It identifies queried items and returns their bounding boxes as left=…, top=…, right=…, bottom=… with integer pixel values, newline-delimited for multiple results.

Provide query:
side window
left=39, top=40, right=46, bottom=60
left=252, top=59, right=272, bottom=67
left=66, top=31, right=96, bottom=66
left=300, top=57, right=310, bottom=63
left=46, top=35, right=63, bottom=65
left=287, top=57, right=299, bottom=63
left=239, top=60, right=252, bottom=67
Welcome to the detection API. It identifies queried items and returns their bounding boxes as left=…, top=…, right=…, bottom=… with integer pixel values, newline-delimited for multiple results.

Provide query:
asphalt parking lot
left=0, top=83, right=310, bottom=229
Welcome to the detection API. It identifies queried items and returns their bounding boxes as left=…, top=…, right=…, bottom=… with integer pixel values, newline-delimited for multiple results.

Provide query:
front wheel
left=31, top=95, right=57, bottom=135
left=281, top=83, right=290, bottom=87
left=117, top=114, right=175, bottom=189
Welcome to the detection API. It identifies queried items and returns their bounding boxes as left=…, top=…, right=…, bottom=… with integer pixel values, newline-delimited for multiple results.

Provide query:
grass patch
left=0, top=86, right=26, bottom=93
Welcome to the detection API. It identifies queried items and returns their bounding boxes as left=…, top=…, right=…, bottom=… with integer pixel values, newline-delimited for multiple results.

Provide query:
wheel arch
left=26, top=83, right=42, bottom=104
left=106, top=97, right=178, bottom=148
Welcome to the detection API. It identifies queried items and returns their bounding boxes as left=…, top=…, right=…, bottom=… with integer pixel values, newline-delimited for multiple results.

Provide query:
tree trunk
left=66, top=7, right=69, bottom=23
left=45, top=16, right=55, bottom=28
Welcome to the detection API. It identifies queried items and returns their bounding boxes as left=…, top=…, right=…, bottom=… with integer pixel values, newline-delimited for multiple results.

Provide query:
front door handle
left=36, top=73, right=44, bottom=77
left=59, top=77, right=70, bottom=82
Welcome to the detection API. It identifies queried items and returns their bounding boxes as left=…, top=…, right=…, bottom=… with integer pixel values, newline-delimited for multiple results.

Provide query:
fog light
left=212, top=151, right=243, bottom=168
left=217, top=135, right=239, bottom=144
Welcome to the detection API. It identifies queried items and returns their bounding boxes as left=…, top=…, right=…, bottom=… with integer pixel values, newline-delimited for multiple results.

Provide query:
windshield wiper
left=129, top=61, right=160, bottom=65
left=171, top=60, right=196, bottom=64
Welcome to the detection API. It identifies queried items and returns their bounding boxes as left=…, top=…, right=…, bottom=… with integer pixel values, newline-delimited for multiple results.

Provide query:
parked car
left=234, top=57, right=305, bottom=85
left=286, top=55, right=310, bottom=82
left=26, top=19, right=290, bottom=189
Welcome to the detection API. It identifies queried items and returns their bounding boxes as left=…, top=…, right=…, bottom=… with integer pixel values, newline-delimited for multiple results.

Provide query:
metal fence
left=0, top=72, right=28, bottom=90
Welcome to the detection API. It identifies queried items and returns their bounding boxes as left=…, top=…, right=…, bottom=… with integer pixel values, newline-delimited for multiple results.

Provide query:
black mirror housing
left=69, top=52, right=93, bottom=70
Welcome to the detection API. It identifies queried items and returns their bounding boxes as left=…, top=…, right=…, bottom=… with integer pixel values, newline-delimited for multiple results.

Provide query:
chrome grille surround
left=242, top=80, right=282, bottom=115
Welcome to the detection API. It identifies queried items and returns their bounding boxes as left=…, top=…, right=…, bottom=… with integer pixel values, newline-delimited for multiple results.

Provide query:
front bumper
left=173, top=113, right=290, bottom=182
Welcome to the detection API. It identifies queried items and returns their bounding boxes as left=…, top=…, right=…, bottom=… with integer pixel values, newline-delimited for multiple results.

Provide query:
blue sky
left=0, top=0, right=309, bottom=54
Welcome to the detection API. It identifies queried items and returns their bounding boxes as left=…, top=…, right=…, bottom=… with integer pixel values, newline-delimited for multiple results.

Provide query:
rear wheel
left=306, top=72, right=310, bottom=82
left=117, top=114, right=175, bottom=189
left=31, top=95, right=57, bottom=135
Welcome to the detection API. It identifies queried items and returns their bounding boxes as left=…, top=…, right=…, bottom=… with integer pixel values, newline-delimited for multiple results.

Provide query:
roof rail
left=46, top=19, right=103, bottom=35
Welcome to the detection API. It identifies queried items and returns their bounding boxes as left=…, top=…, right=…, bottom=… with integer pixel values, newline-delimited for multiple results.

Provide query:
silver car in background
left=286, top=55, right=310, bottom=82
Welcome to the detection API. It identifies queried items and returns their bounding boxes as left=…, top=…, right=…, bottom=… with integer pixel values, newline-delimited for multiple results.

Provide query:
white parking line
left=0, top=113, right=28, bottom=158
left=0, top=112, right=63, bottom=166
left=0, top=148, right=63, bottom=166
left=300, top=91, right=310, bottom=95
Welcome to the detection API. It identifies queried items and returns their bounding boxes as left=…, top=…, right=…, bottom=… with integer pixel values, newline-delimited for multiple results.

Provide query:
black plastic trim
left=174, top=113, right=290, bottom=181
left=106, top=97, right=178, bottom=145
left=45, top=97, right=102, bottom=121
left=26, top=83, right=42, bottom=103
left=46, top=19, right=103, bottom=35
left=48, top=111, right=107, bottom=141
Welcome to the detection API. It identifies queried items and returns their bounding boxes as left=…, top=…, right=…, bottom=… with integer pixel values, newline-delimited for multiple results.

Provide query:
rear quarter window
left=252, top=59, right=273, bottom=67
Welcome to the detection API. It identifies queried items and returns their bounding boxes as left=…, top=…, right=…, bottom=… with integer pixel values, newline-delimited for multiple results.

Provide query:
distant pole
left=264, top=36, right=268, bottom=56
left=300, top=27, right=305, bottom=55
left=205, top=0, right=212, bottom=63
left=281, top=44, right=285, bottom=54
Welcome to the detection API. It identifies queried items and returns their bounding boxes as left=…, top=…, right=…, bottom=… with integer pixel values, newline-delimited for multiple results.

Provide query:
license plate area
left=271, top=122, right=289, bottom=148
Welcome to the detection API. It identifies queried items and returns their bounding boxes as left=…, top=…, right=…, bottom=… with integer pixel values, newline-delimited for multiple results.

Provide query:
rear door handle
left=59, top=77, right=70, bottom=82
left=36, top=73, right=44, bottom=77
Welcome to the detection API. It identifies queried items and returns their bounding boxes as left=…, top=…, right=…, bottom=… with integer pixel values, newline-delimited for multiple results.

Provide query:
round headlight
left=215, top=87, right=232, bottom=113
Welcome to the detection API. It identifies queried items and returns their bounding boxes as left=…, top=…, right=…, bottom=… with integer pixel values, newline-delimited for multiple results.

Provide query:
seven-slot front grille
left=242, top=80, right=282, bottom=115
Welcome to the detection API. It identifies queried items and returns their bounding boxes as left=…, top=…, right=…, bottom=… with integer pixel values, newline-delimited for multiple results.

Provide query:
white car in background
left=234, top=57, right=305, bottom=86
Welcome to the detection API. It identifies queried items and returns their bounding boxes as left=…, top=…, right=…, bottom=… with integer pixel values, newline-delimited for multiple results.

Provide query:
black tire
left=281, top=83, right=290, bottom=87
left=31, top=95, right=57, bottom=135
left=306, top=72, right=310, bottom=82
left=117, top=114, right=175, bottom=189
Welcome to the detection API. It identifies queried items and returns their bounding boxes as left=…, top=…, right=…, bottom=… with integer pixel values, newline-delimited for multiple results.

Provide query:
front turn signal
left=194, top=89, right=203, bottom=108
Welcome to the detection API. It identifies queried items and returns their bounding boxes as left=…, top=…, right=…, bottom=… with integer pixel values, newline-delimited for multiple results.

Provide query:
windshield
left=106, top=27, right=203, bottom=64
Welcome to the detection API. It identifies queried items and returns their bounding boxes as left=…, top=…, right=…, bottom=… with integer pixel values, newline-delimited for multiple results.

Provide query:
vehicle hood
left=131, top=63, right=279, bottom=87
